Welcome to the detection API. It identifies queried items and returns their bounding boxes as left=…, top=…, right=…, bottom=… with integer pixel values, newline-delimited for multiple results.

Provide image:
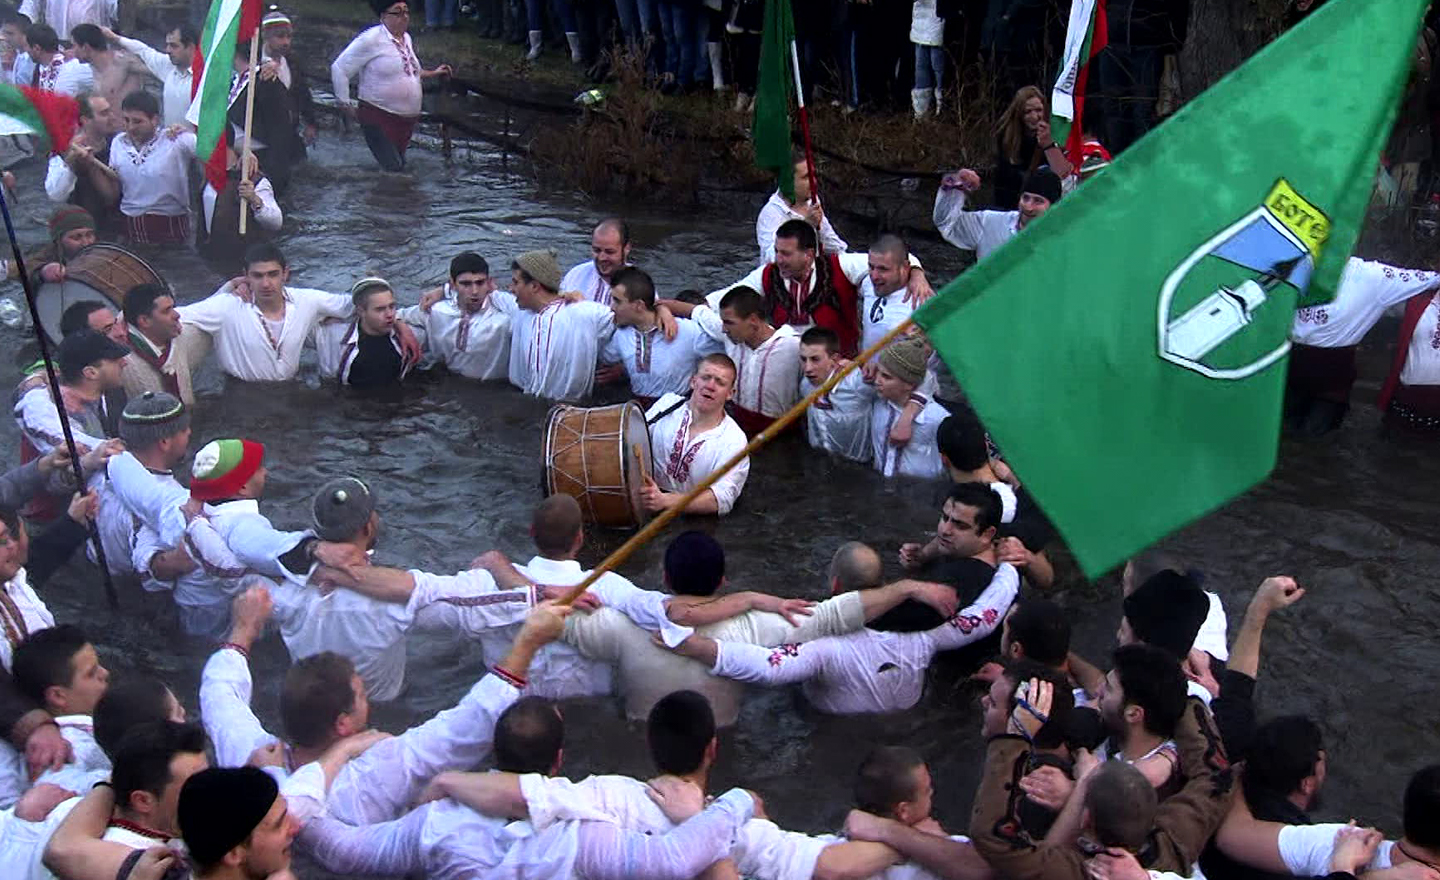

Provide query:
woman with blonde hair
left=991, top=85, right=1072, bottom=209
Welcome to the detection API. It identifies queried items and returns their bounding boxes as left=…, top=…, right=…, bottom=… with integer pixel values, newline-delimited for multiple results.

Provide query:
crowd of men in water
left=0, top=1, right=1435, bottom=878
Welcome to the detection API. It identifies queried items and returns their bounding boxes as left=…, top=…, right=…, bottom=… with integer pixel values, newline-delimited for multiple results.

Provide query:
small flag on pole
left=189, top=0, right=263, bottom=190
left=916, top=0, right=1429, bottom=577
left=1050, top=0, right=1107, bottom=170
left=0, top=85, right=78, bottom=155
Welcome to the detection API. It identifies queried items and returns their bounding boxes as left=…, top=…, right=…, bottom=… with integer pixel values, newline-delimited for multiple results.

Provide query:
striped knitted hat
left=48, top=206, right=95, bottom=242
left=118, top=391, right=189, bottom=451
left=190, top=439, right=265, bottom=501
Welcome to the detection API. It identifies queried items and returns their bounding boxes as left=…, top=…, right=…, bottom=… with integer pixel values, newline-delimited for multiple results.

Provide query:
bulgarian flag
left=917, top=0, right=1427, bottom=577
left=0, top=85, right=78, bottom=155
left=189, top=0, right=263, bottom=190
left=752, top=0, right=797, bottom=201
left=1051, top=0, right=1107, bottom=170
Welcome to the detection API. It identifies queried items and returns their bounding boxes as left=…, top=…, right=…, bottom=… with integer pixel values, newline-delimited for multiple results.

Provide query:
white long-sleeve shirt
left=601, top=320, right=722, bottom=400
left=933, top=187, right=1020, bottom=261
left=110, top=130, right=195, bottom=217
left=692, top=307, right=802, bottom=418
left=861, top=277, right=919, bottom=353
left=398, top=291, right=511, bottom=381
left=803, top=367, right=875, bottom=463
left=19, top=0, right=116, bottom=42
left=560, top=260, right=641, bottom=306
left=330, top=24, right=423, bottom=117
left=756, top=191, right=849, bottom=265
left=467, top=557, right=690, bottom=699
left=711, top=564, right=1019, bottom=713
left=29, top=54, right=94, bottom=95
left=490, top=291, right=615, bottom=401
left=645, top=394, right=750, bottom=516
left=301, top=784, right=757, bottom=880
left=13, top=383, right=109, bottom=455
left=0, top=567, right=53, bottom=808
left=202, top=175, right=283, bottom=233
left=115, top=36, right=193, bottom=126
left=564, top=589, right=864, bottom=726
left=1291, top=257, right=1440, bottom=348
left=201, top=644, right=526, bottom=825
left=177, top=283, right=354, bottom=382
left=870, top=394, right=947, bottom=480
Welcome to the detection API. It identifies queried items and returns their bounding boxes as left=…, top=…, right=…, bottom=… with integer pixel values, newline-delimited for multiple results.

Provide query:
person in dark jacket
left=1093, top=0, right=1190, bottom=154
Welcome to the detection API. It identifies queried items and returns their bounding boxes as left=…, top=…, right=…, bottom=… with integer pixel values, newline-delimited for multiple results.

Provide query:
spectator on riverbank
left=992, top=86, right=1073, bottom=210
left=910, top=0, right=945, bottom=119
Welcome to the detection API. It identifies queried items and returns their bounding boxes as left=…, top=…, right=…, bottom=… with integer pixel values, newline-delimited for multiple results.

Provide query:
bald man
left=559, top=218, right=642, bottom=306
left=666, top=542, right=1021, bottom=714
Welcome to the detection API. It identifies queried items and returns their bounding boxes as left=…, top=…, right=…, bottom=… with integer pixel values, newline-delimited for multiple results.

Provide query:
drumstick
left=632, top=443, right=648, bottom=483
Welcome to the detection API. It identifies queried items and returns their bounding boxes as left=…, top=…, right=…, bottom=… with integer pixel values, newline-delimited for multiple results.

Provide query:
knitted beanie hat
left=118, top=391, right=189, bottom=451
left=1122, top=569, right=1210, bottom=660
left=514, top=249, right=563, bottom=292
left=878, top=336, right=928, bottom=388
left=312, top=476, right=376, bottom=541
left=190, top=439, right=265, bottom=501
left=49, top=206, right=95, bottom=242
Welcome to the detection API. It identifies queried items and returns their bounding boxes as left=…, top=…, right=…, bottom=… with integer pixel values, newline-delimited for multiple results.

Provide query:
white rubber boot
left=566, top=31, right=582, bottom=63
left=526, top=29, right=543, bottom=60
left=707, top=41, right=724, bottom=90
left=911, top=88, right=933, bottom=120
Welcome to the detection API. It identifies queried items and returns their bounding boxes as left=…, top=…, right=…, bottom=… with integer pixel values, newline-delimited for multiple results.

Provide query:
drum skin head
left=34, top=244, right=165, bottom=343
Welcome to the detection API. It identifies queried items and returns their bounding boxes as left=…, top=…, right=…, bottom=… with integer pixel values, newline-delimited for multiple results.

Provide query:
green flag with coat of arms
left=913, top=0, right=1429, bottom=577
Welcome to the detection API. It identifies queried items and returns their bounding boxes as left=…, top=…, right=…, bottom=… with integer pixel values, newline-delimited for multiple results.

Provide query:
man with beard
left=316, top=278, right=421, bottom=389
left=878, top=481, right=1002, bottom=631
left=934, top=166, right=1062, bottom=261
left=560, top=218, right=638, bottom=306
left=43, top=95, right=120, bottom=231
left=1096, top=644, right=1189, bottom=798
left=102, top=23, right=194, bottom=126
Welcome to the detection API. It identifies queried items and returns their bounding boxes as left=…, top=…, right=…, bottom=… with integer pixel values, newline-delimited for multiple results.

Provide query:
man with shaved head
left=665, top=541, right=1021, bottom=714
left=560, top=218, right=641, bottom=306
left=862, top=235, right=922, bottom=353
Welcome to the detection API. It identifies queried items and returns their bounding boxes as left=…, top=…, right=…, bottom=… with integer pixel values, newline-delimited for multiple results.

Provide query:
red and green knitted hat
left=190, top=439, right=265, bottom=502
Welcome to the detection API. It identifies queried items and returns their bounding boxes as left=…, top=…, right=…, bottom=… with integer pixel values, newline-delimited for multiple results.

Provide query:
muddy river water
left=0, top=97, right=1434, bottom=865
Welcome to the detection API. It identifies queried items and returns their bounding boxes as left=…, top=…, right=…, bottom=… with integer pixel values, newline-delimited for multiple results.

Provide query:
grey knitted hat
left=118, top=391, right=190, bottom=451
left=878, top=336, right=928, bottom=388
left=312, top=477, right=377, bottom=541
left=514, top=249, right=563, bottom=292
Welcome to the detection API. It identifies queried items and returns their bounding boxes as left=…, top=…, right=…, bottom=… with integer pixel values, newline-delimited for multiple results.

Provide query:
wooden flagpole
left=559, top=316, right=919, bottom=607
left=238, top=36, right=260, bottom=234
left=788, top=39, right=822, bottom=255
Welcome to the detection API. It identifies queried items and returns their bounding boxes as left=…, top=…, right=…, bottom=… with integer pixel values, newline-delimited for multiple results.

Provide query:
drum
left=35, top=244, right=165, bottom=343
left=544, top=402, right=653, bottom=529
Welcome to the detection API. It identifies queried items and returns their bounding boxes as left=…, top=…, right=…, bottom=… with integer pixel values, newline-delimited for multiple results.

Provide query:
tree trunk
left=1177, top=0, right=1289, bottom=101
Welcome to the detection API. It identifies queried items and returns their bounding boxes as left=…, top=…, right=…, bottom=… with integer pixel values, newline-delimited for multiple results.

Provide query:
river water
left=0, top=85, right=1432, bottom=862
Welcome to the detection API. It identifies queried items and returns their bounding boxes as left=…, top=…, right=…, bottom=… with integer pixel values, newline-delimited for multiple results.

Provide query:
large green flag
left=914, top=0, right=1427, bottom=578
left=753, top=0, right=795, bottom=201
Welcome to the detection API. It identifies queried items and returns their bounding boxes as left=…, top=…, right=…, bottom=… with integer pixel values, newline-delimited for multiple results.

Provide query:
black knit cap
left=1122, top=569, right=1209, bottom=660
left=178, top=767, right=279, bottom=867
left=1022, top=167, right=1063, bottom=205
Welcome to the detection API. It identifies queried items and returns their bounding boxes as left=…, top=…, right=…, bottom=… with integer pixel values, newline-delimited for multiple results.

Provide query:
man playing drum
left=8, top=206, right=96, bottom=290
left=641, top=354, right=749, bottom=517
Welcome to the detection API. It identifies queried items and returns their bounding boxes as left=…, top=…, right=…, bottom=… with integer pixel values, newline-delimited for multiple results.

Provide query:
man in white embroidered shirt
left=110, top=91, right=195, bottom=246
left=642, top=354, right=749, bottom=517
left=756, top=152, right=849, bottom=264
left=316, top=278, right=420, bottom=389
left=870, top=337, right=947, bottom=481
left=177, top=243, right=355, bottom=383
left=933, top=165, right=1060, bottom=262
left=24, top=24, right=93, bottom=95
left=688, top=285, right=801, bottom=437
left=559, top=217, right=636, bottom=306
left=799, top=326, right=874, bottom=463
left=602, top=267, right=720, bottom=408
left=402, top=252, right=511, bottom=381
left=490, top=249, right=615, bottom=401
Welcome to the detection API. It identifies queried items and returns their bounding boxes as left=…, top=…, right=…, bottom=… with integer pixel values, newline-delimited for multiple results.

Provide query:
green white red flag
left=1051, top=0, right=1107, bottom=170
left=0, top=84, right=78, bottom=155
left=189, top=0, right=263, bottom=190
